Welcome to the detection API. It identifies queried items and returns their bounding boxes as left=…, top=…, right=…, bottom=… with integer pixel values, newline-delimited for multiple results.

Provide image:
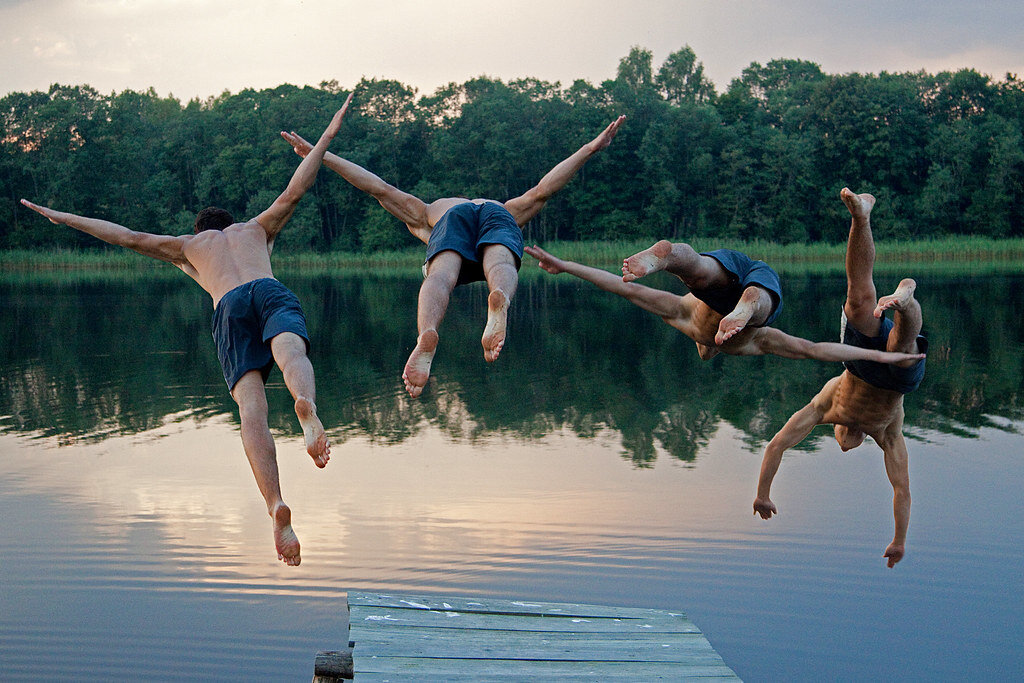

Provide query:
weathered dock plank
left=332, top=591, right=740, bottom=681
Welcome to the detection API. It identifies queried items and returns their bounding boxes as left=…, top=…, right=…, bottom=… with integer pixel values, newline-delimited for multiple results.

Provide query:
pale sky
left=2, top=0, right=1023, bottom=102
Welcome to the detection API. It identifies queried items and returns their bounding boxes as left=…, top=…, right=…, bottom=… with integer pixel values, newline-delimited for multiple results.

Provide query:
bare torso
left=823, top=371, right=905, bottom=439
left=180, top=221, right=276, bottom=307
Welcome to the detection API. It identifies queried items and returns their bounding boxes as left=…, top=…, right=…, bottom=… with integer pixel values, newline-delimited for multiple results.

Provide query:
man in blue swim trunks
left=752, top=188, right=926, bottom=568
left=281, top=115, right=625, bottom=397
left=20, top=96, right=352, bottom=566
left=523, top=242, right=922, bottom=366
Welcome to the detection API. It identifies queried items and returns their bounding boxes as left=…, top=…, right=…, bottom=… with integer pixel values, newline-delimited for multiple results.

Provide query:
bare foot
left=622, top=240, right=672, bottom=282
left=874, top=278, right=917, bottom=318
left=295, top=397, right=329, bottom=468
left=482, top=290, right=509, bottom=362
left=715, top=305, right=754, bottom=345
left=272, top=502, right=301, bottom=566
left=403, top=329, right=438, bottom=398
left=840, top=187, right=876, bottom=222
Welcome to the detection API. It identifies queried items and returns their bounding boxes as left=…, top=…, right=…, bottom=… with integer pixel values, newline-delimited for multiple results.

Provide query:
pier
left=314, top=591, right=739, bottom=680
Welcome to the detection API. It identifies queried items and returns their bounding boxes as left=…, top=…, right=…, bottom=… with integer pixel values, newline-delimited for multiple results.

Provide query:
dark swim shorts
left=211, top=278, right=310, bottom=391
left=841, top=310, right=927, bottom=393
left=689, top=249, right=783, bottom=325
left=423, top=201, right=524, bottom=285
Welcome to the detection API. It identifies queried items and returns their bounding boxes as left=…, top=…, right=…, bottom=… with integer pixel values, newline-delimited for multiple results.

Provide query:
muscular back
left=181, top=221, right=276, bottom=306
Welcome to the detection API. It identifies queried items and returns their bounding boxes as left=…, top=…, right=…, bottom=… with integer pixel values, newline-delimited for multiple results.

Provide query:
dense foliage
left=3, top=45, right=1023, bottom=251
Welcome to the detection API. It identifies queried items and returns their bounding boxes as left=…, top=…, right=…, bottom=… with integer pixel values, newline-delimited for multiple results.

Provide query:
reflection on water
left=3, top=271, right=1023, bottom=454
left=1, top=270, right=1023, bottom=680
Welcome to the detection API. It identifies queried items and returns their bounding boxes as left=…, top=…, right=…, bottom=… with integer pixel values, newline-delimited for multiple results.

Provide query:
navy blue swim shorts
left=211, top=278, right=310, bottom=391
left=841, top=310, right=927, bottom=393
left=423, top=201, right=524, bottom=285
left=689, top=249, right=783, bottom=325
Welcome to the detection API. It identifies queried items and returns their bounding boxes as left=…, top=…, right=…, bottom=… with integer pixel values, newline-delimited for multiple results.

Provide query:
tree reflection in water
left=1, top=270, right=1021, bottom=463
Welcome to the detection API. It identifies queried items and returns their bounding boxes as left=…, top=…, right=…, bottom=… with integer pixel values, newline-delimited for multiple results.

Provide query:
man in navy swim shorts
left=21, top=97, right=352, bottom=566
left=524, top=243, right=922, bottom=366
left=281, top=115, right=626, bottom=398
left=752, top=188, right=926, bottom=569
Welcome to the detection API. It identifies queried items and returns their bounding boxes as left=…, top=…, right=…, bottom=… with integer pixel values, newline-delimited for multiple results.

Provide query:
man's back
left=182, top=221, right=276, bottom=306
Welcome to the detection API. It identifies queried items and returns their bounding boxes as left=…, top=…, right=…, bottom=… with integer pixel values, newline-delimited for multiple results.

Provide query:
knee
left=238, top=401, right=269, bottom=428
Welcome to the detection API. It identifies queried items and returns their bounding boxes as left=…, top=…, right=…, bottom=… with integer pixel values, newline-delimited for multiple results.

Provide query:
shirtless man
left=20, top=96, right=352, bottom=566
left=281, top=115, right=625, bottom=397
left=524, top=243, right=925, bottom=365
left=623, top=242, right=785, bottom=348
left=752, top=188, right=926, bottom=568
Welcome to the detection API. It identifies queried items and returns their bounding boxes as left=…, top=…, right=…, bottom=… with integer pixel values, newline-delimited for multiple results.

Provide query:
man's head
left=194, top=207, right=235, bottom=234
left=834, top=424, right=866, bottom=451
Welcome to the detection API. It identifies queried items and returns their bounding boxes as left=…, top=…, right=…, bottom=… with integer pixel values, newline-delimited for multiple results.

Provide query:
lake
left=1, top=266, right=1022, bottom=680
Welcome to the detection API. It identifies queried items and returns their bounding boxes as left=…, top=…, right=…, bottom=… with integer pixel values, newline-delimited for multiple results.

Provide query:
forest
left=2, top=45, right=1023, bottom=252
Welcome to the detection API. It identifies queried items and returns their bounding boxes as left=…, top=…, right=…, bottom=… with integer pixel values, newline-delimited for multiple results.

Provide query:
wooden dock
left=314, top=591, right=740, bottom=681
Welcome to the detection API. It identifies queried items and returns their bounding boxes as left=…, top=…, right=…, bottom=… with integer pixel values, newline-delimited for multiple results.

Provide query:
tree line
left=2, top=45, right=1023, bottom=252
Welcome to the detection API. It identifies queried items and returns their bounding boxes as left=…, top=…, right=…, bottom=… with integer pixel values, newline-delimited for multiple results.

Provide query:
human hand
left=20, top=199, right=64, bottom=225
left=325, top=92, right=354, bottom=138
left=588, top=115, right=626, bottom=153
left=753, top=497, right=777, bottom=520
left=883, top=541, right=904, bottom=568
left=280, top=130, right=314, bottom=158
left=524, top=244, right=566, bottom=274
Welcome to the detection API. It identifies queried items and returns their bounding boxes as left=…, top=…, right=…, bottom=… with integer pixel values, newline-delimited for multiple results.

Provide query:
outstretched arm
left=879, top=426, right=911, bottom=568
left=20, top=200, right=188, bottom=264
left=280, top=123, right=430, bottom=243
left=751, top=328, right=926, bottom=364
left=256, top=93, right=353, bottom=238
left=525, top=244, right=687, bottom=320
left=753, top=380, right=835, bottom=519
left=504, top=115, right=625, bottom=226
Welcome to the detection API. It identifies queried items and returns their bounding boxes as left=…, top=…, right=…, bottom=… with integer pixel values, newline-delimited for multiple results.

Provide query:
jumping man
left=524, top=243, right=925, bottom=365
left=20, top=95, right=353, bottom=566
left=752, top=188, right=927, bottom=568
left=281, top=115, right=625, bottom=397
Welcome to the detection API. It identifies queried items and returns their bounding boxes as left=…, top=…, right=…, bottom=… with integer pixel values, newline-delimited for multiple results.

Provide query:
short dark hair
left=194, top=207, right=235, bottom=234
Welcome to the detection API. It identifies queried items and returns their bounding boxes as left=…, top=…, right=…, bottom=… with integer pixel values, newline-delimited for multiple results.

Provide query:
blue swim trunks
left=841, top=310, right=927, bottom=393
left=690, top=249, right=783, bottom=325
left=423, top=201, right=524, bottom=285
left=211, top=278, right=310, bottom=391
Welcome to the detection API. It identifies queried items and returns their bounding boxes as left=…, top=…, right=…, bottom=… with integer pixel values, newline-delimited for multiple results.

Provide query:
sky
left=2, top=0, right=1023, bottom=102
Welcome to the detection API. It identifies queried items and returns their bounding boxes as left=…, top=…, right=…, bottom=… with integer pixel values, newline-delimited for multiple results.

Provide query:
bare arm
left=879, top=425, right=911, bottom=568
left=504, top=115, right=625, bottom=226
left=280, top=126, right=430, bottom=243
left=753, top=381, right=834, bottom=519
left=525, top=244, right=688, bottom=320
left=751, top=327, right=926, bottom=364
left=20, top=199, right=188, bottom=264
left=256, top=94, right=353, bottom=238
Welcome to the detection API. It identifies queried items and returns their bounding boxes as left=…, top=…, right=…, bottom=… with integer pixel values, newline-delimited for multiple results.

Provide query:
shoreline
left=3, top=236, right=1024, bottom=279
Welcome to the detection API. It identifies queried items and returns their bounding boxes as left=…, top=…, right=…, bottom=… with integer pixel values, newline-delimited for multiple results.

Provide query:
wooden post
left=312, top=649, right=353, bottom=681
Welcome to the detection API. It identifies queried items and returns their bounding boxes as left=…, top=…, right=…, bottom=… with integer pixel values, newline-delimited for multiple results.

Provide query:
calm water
left=1, top=268, right=1022, bottom=681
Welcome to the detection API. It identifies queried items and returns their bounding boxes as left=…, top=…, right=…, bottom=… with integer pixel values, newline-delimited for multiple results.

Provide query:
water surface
left=1, top=270, right=1022, bottom=680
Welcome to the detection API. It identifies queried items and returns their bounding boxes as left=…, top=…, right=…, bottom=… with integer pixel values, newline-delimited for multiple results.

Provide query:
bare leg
left=695, top=341, right=720, bottom=361
left=481, top=244, right=518, bottom=362
left=840, top=188, right=881, bottom=336
left=270, top=332, right=329, bottom=468
left=622, top=240, right=731, bottom=290
left=231, top=371, right=301, bottom=566
left=403, top=250, right=461, bottom=398
left=877, top=278, right=923, bottom=363
left=715, top=285, right=774, bottom=345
